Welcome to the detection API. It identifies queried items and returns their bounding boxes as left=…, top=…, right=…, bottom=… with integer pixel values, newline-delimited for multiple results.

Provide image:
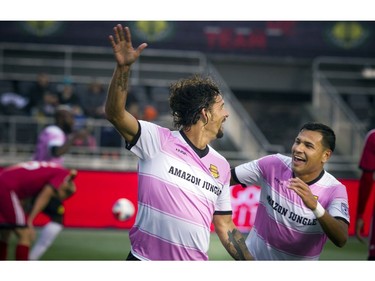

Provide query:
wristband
left=312, top=202, right=325, bottom=218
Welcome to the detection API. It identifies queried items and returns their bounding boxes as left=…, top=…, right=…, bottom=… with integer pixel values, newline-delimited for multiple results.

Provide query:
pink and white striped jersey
left=127, top=121, right=232, bottom=260
left=233, top=153, right=350, bottom=260
left=32, top=125, right=66, bottom=165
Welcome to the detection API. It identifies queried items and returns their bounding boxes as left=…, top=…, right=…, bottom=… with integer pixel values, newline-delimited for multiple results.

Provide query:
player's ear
left=201, top=107, right=210, bottom=125
left=322, top=149, right=332, bottom=164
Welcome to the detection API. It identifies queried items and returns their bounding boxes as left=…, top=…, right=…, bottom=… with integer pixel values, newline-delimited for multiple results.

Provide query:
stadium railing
left=0, top=42, right=277, bottom=170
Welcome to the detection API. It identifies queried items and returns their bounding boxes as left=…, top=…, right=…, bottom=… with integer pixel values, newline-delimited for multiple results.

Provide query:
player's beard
left=216, top=128, right=224, bottom=139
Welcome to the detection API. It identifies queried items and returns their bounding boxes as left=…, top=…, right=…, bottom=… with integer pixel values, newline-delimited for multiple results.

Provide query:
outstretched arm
left=105, top=24, right=148, bottom=143
left=213, top=214, right=254, bottom=260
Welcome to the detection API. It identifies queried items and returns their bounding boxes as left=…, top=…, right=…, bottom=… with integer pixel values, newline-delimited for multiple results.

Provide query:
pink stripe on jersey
left=138, top=174, right=214, bottom=228
left=258, top=154, right=293, bottom=195
left=235, top=153, right=349, bottom=259
left=254, top=203, right=326, bottom=257
left=127, top=121, right=232, bottom=260
left=130, top=226, right=208, bottom=260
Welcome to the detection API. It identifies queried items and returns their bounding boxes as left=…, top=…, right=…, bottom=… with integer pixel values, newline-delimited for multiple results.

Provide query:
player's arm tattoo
left=225, top=228, right=252, bottom=260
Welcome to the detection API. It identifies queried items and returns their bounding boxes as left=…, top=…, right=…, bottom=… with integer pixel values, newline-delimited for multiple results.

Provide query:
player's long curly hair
left=169, top=74, right=221, bottom=130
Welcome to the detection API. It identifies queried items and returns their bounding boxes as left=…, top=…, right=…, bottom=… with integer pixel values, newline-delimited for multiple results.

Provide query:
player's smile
left=292, top=154, right=306, bottom=165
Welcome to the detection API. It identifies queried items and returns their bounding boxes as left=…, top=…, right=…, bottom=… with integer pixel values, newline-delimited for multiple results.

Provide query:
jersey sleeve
left=326, top=185, right=350, bottom=224
left=214, top=170, right=232, bottom=212
left=127, top=120, right=162, bottom=160
left=47, top=126, right=65, bottom=147
left=233, top=159, right=263, bottom=187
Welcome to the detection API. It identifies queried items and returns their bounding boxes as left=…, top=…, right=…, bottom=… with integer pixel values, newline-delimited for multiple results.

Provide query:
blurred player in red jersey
left=0, top=161, right=77, bottom=260
left=356, top=128, right=375, bottom=260
left=30, top=105, right=87, bottom=260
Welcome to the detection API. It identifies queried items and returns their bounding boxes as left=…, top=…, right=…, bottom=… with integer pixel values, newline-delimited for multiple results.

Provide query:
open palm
left=109, top=24, right=148, bottom=67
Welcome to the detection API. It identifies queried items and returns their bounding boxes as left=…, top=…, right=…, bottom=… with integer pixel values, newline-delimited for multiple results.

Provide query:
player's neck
left=181, top=128, right=208, bottom=150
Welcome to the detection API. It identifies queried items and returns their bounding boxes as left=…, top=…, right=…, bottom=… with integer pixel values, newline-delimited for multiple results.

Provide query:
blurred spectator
left=72, top=132, right=97, bottom=149
left=126, top=88, right=158, bottom=122
left=57, top=77, right=84, bottom=118
left=126, top=91, right=141, bottom=119
left=26, top=73, right=54, bottom=115
left=142, top=104, right=158, bottom=121
left=33, top=89, right=60, bottom=120
left=79, top=80, right=107, bottom=119
left=0, top=80, right=29, bottom=116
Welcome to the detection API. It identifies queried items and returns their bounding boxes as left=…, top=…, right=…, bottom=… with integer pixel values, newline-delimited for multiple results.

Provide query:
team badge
left=341, top=202, right=349, bottom=218
left=209, top=164, right=219, bottom=179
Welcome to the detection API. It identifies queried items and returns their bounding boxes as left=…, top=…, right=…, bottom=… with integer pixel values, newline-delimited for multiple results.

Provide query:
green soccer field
left=6, top=227, right=369, bottom=260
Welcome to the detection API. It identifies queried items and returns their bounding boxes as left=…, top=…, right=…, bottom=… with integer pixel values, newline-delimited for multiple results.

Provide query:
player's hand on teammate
left=108, top=24, right=148, bottom=68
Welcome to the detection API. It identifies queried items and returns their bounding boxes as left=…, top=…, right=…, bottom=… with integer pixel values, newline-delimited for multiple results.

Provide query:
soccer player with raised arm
left=105, top=24, right=252, bottom=261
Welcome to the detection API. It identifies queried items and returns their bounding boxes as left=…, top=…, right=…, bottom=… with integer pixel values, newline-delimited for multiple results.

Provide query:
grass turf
left=6, top=227, right=369, bottom=260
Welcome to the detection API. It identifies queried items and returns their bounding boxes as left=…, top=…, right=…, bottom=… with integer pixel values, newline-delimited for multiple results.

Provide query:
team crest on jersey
left=341, top=202, right=349, bottom=218
left=209, top=164, right=219, bottom=179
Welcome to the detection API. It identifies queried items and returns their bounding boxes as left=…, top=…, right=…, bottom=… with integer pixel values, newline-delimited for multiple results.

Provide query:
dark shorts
left=126, top=251, right=140, bottom=261
left=43, top=197, right=64, bottom=224
left=26, top=196, right=64, bottom=224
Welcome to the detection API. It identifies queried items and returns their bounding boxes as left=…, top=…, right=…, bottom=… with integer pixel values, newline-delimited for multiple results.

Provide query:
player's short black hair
left=300, top=122, right=336, bottom=152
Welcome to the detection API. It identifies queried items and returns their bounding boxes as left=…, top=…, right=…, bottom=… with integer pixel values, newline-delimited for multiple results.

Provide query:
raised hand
left=108, top=24, right=148, bottom=67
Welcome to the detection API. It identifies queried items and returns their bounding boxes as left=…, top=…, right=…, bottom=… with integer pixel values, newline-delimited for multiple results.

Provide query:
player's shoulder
left=43, top=125, right=64, bottom=135
left=139, top=120, right=165, bottom=132
left=259, top=153, right=291, bottom=164
left=207, top=144, right=230, bottom=166
left=367, top=129, right=375, bottom=140
left=320, top=170, right=345, bottom=188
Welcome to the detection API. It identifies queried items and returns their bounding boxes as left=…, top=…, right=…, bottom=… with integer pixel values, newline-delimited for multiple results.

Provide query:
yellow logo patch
left=209, top=164, right=219, bottom=179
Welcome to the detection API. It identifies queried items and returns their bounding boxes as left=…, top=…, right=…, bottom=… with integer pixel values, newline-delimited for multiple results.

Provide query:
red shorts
left=0, top=188, right=26, bottom=228
left=359, top=129, right=375, bottom=172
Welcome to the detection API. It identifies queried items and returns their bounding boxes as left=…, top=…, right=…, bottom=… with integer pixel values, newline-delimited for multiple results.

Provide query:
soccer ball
left=112, top=198, right=135, bottom=221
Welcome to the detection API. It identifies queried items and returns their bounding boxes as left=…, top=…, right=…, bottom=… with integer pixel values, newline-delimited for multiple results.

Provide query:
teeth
left=294, top=156, right=304, bottom=161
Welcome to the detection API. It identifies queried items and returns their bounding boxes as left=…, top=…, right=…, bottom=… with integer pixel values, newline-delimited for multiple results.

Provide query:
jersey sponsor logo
left=267, top=195, right=318, bottom=226
left=201, top=181, right=222, bottom=196
left=168, top=166, right=202, bottom=186
left=168, top=166, right=222, bottom=196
